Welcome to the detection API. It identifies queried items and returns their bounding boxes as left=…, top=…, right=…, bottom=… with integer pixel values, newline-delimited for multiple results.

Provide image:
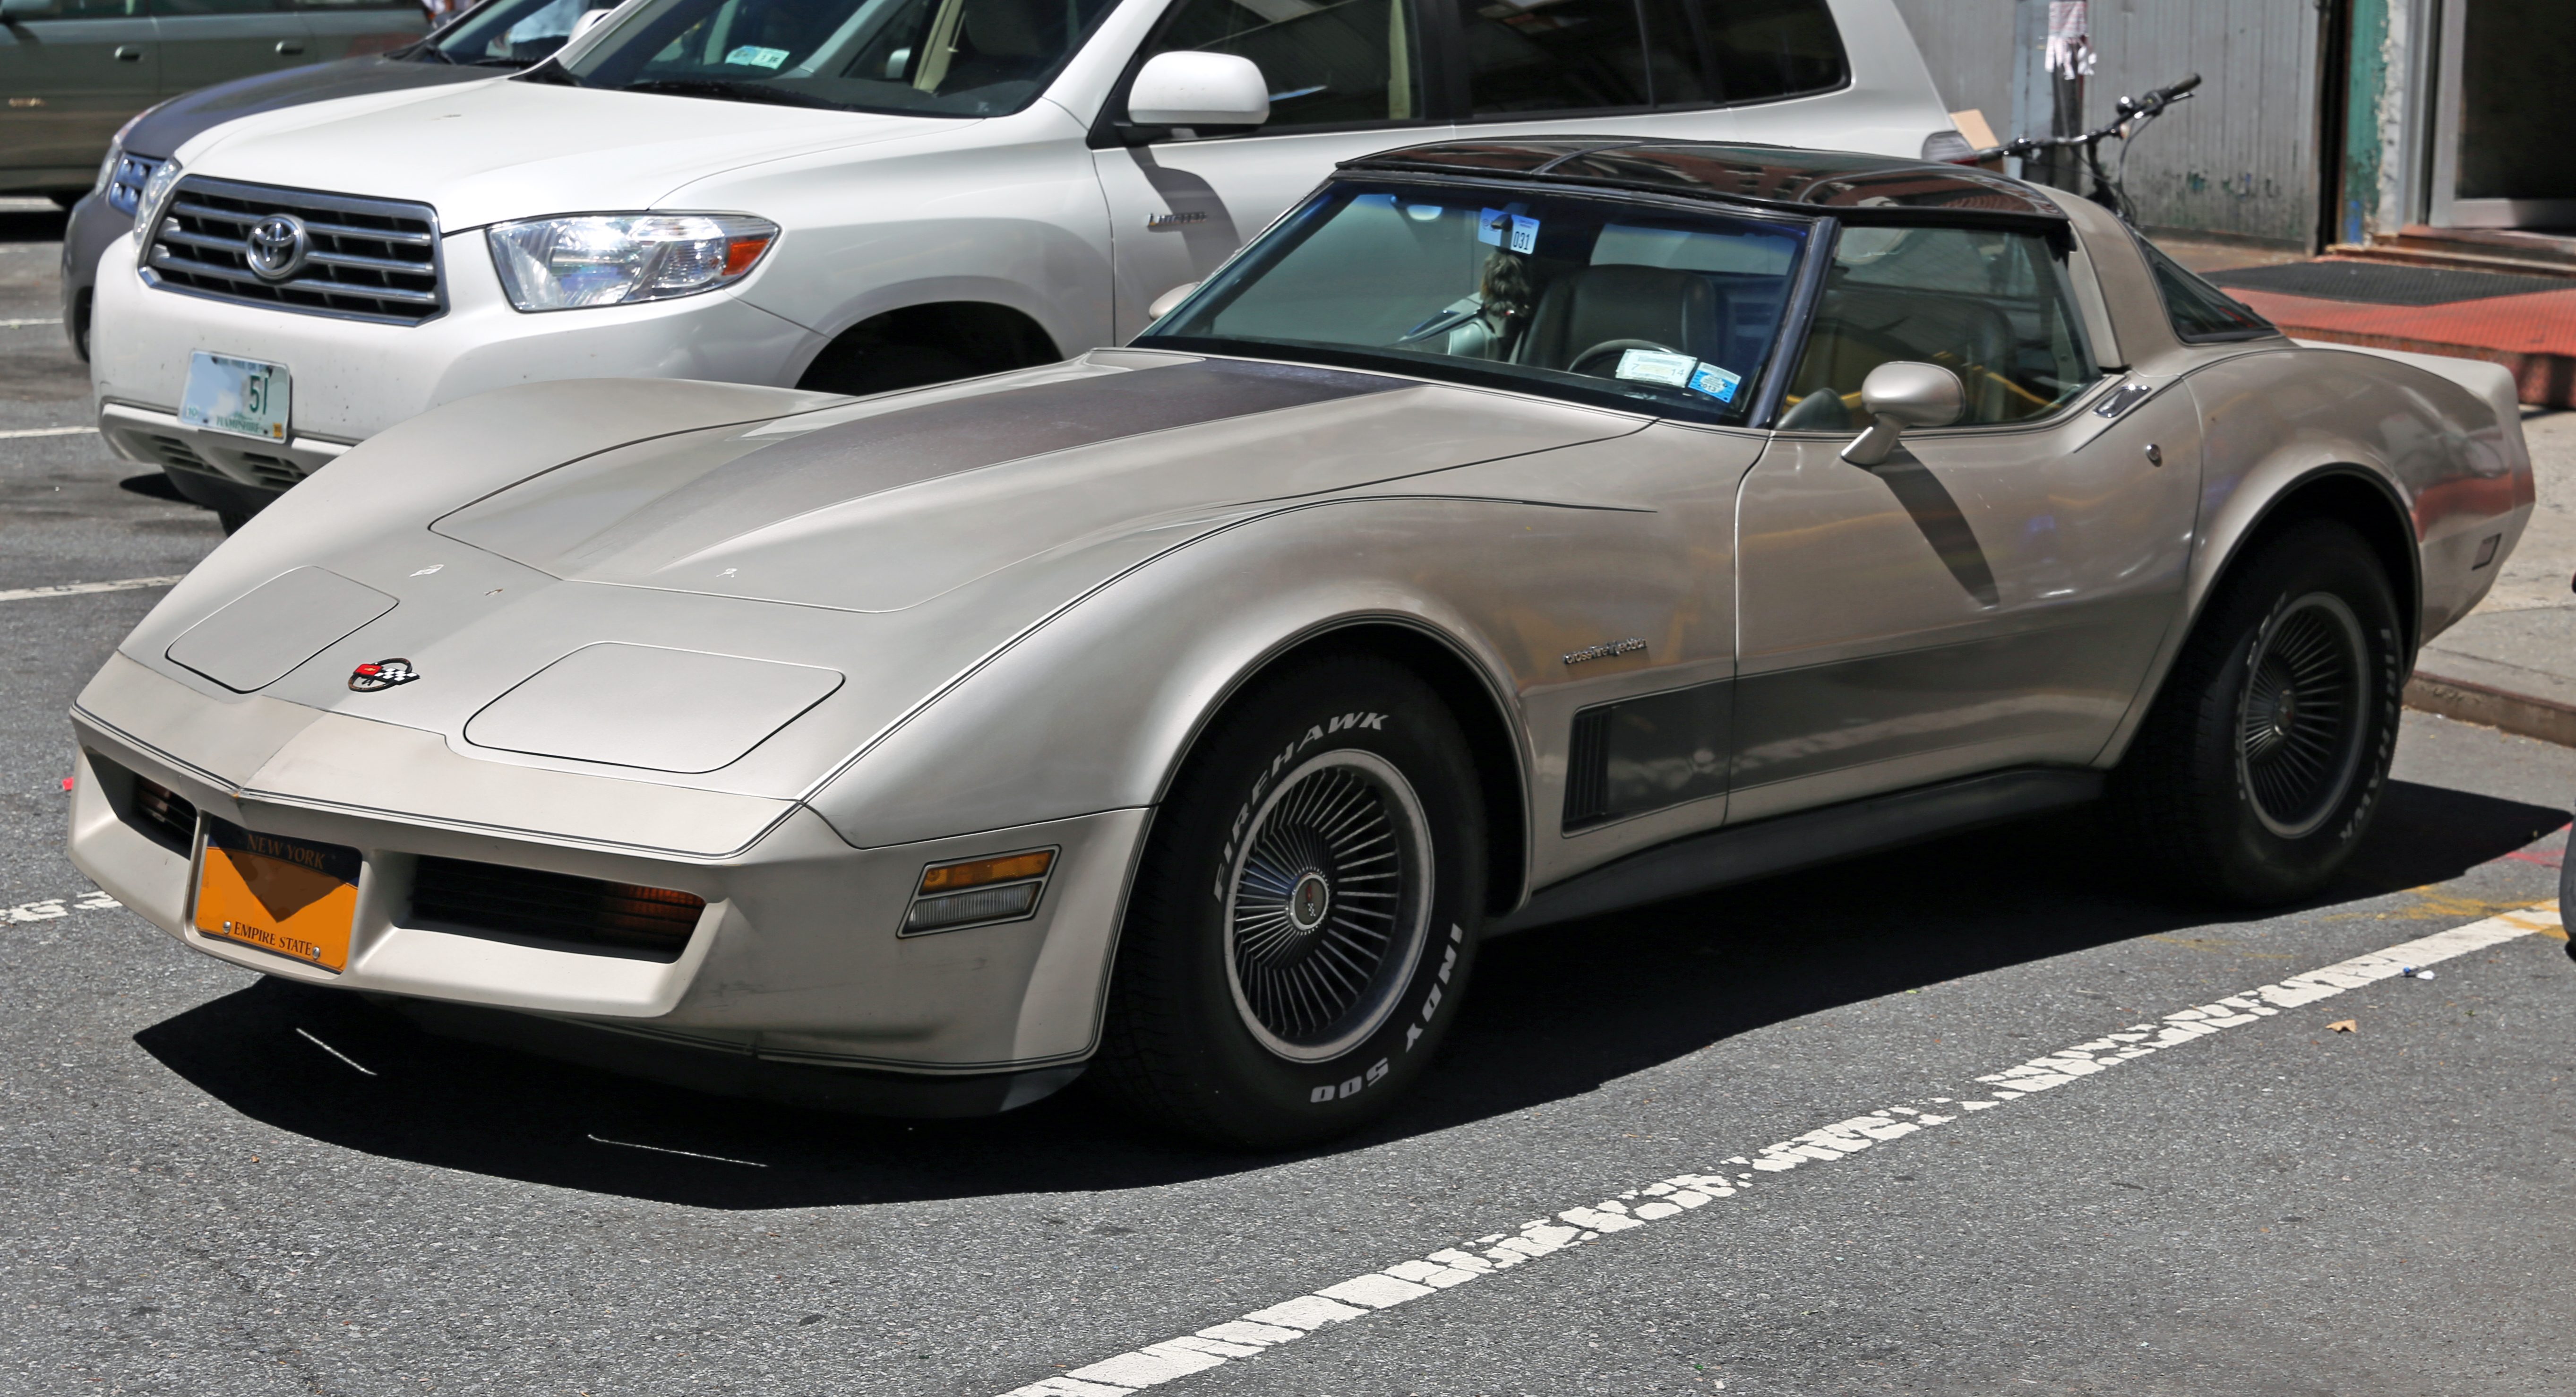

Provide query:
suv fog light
left=487, top=213, right=779, bottom=311
left=902, top=849, right=1055, bottom=935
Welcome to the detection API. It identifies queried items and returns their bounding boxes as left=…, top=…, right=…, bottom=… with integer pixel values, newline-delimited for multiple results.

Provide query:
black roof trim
left=1338, top=138, right=2067, bottom=222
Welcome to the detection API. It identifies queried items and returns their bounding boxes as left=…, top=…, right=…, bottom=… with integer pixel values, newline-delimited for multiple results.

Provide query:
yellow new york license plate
left=193, top=819, right=360, bottom=973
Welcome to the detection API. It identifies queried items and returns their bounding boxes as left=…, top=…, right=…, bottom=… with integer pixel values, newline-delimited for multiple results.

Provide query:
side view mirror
left=0, top=0, right=67, bottom=20
left=1127, top=51, right=1269, bottom=129
left=1145, top=281, right=1199, bottom=321
left=1840, top=361, right=1965, bottom=466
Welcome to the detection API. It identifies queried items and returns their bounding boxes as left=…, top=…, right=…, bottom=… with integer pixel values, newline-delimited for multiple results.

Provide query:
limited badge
left=347, top=658, right=420, bottom=692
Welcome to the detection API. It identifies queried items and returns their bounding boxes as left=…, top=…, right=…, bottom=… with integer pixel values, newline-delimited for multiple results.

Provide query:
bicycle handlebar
left=1971, top=73, right=2200, bottom=161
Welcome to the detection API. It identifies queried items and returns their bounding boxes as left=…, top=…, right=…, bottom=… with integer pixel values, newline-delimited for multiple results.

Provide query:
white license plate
left=179, top=351, right=290, bottom=442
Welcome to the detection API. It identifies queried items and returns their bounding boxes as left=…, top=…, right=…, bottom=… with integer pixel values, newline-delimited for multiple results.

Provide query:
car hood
left=177, top=77, right=957, bottom=229
left=428, top=353, right=1637, bottom=613
left=128, top=56, right=496, bottom=160
left=105, top=353, right=1640, bottom=800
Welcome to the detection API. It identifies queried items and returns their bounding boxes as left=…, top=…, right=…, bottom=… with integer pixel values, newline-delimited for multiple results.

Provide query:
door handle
left=274, top=39, right=303, bottom=53
left=112, top=43, right=143, bottom=60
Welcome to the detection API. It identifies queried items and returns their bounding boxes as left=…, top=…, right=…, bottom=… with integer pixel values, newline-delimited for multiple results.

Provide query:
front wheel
left=2112, top=518, right=2404, bottom=904
left=1096, top=655, right=1485, bottom=1148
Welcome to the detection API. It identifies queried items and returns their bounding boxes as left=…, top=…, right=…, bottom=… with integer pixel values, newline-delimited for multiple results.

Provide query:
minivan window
left=1139, top=0, right=1423, bottom=129
left=1142, top=181, right=1809, bottom=424
left=561, top=0, right=1117, bottom=116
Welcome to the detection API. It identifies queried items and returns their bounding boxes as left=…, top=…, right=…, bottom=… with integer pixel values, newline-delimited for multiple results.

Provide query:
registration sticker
left=178, top=351, right=289, bottom=442
left=192, top=818, right=360, bottom=973
left=1689, top=362, right=1743, bottom=402
left=724, top=44, right=789, bottom=67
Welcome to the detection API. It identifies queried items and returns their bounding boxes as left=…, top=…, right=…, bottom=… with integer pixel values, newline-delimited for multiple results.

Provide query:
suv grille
left=409, top=857, right=704, bottom=962
left=143, top=176, right=445, bottom=325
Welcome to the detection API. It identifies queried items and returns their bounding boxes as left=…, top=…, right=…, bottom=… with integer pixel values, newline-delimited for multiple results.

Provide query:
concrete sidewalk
left=2408, top=409, right=2576, bottom=744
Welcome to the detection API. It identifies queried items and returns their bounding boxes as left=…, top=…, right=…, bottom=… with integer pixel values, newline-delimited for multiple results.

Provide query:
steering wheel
left=1567, top=338, right=1682, bottom=378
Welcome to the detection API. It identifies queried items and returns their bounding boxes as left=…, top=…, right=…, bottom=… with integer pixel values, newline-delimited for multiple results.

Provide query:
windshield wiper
left=467, top=55, right=532, bottom=67
left=620, top=77, right=842, bottom=110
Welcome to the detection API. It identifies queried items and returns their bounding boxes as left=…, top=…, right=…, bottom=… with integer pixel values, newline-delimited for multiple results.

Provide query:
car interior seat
left=1514, top=264, right=1722, bottom=373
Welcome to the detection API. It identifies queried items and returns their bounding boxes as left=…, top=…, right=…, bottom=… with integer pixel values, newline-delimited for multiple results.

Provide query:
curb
left=2405, top=670, right=2576, bottom=748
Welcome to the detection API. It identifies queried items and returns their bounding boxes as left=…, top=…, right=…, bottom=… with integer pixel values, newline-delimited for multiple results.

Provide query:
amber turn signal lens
left=919, top=849, right=1054, bottom=894
left=722, top=234, right=774, bottom=277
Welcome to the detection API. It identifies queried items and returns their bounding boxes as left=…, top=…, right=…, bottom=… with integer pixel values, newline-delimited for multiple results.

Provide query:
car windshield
left=425, top=0, right=624, bottom=66
left=554, top=0, right=1116, bottom=116
left=1138, top=181, right=1811, bottom=424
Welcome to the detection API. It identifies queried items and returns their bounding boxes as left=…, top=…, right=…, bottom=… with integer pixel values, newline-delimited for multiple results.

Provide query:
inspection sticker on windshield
left=1479, top=208, right=1539, bottom=253
left=1614, top=348, right=1697, bottom=388
left=178, top=352, right=289, bottom=442
left=724, top=44, right=789, bottom=68
left=1690, top=362, right=1743, bottom=402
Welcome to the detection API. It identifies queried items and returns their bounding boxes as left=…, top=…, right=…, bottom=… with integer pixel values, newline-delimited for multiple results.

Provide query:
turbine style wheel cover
left=1221, top=749, right=1435, bottom=1063
left=2236, top=591, right=2370, bottom=839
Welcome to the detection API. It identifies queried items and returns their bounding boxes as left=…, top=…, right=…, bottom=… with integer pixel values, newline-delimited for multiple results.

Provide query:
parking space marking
left=0, top=424, right=93, bottom=438
left=6, top=889, right=122, bottom=923
left=0, top=576, right=183, bottom=603
left=995, top=905, right=2563, bottom=1397
left=0, top=318, right=64, bottom=328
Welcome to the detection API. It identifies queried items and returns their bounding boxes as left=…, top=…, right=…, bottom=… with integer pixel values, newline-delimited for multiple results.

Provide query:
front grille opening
left=142, top=434, right=215, bottom=474
left=234, top=452, right=306, bottom=491
left=145, top=176, right=443, bottom=326
left=125, top=770, right=199, bottom=854
left=408, top=857, right=704, bottom=962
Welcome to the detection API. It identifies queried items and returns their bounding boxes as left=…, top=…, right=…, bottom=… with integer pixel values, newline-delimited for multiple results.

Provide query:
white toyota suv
left=90, top=0, right=1961, bottom=524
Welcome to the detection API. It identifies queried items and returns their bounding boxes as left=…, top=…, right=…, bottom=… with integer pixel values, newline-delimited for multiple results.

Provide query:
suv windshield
left=555, top=0, right=1116, bottom=116
left=1140, top=181, right=1811, bottom=424
left=426, top=0, right=624, bottom=67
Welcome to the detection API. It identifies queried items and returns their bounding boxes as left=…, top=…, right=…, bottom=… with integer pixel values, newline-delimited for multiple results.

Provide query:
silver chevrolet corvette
left=69, top=140, right=2532, bottom=1147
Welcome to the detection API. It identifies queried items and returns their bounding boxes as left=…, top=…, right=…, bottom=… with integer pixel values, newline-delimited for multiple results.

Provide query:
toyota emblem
left=244, top=214, right=310, bottom=282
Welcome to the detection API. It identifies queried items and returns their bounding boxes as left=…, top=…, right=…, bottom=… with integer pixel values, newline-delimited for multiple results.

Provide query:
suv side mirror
left=1841, top=361, right=1965, bottom=466
left=0, top=0, right=67, bottom=19
left=1127, top=51, right=1269, bottom=129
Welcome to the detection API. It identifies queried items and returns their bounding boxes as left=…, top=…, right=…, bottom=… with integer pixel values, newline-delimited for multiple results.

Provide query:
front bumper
left=68, top=653, right=1145, bottom=1097
left=87, top=230, right=824, bottom=466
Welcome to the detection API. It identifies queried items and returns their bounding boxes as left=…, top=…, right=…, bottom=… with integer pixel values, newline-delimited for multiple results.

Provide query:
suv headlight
left=486, top=213, right=779, bottom=311
left=129, top=158, right=183, bottom=244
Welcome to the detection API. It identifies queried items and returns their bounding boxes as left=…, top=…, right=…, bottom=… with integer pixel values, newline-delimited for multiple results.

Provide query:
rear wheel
left=2112, top=518, right=2404, bottom=904
left=1097, top=656, right=1485, bottom=1148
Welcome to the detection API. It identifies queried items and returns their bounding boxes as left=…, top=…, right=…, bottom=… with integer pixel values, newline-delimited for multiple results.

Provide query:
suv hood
left=177, top=77, right=957, bottom=229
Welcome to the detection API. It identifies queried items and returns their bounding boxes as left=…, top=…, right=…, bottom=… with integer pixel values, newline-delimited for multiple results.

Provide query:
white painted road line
left=996, top=905, right=2567, bottom=1397
left=0, top=424, right=93, bottom=438
left=6, top=890, right=122, bottom=923
left=0, top=576, right=183, bottom=603
left=0, top=318, right=64, bottom=329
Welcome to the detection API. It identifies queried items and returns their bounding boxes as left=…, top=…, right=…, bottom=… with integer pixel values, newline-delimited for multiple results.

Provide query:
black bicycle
left=1977, top=74, right=2200, bottom=225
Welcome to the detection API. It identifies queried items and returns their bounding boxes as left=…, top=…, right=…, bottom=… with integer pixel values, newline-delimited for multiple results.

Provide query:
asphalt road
left=6, top=208, right=2575, bottom=1397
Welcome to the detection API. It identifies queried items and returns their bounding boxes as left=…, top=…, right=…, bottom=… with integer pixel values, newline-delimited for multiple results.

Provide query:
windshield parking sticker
left=1690, top=362, right=1743, bottom=402
left=1479, top=208, right=1539, bottom=253
left=724, top=44, right=789, bottom=68
left=1614, top=348, right=1697, bottom=388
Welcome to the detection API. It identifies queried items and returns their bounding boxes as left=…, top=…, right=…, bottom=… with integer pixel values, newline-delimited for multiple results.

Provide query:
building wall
left=1892, top=0, right=2324, bottom=247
